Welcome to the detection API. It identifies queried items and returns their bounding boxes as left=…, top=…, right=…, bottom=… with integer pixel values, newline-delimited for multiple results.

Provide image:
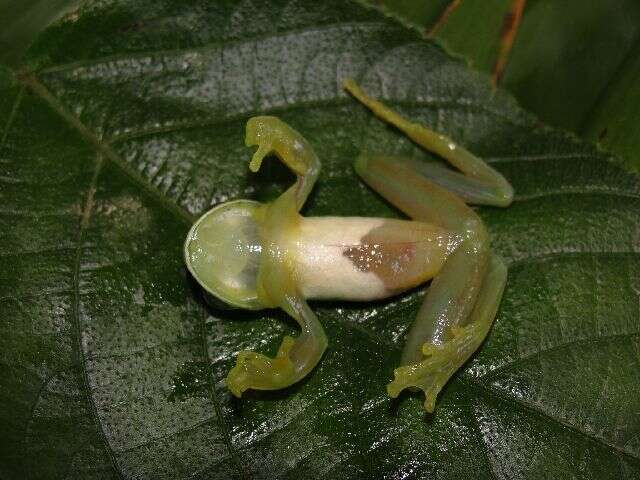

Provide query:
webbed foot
left=226, top=336, right=296, bottom=397
left=387, top=322, right=485, bottom=412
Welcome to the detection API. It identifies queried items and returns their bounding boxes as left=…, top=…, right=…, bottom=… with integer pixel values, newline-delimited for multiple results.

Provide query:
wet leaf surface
left=1, top=1, right=640, bottom=478
left=374, top=0, right=640, bottom=171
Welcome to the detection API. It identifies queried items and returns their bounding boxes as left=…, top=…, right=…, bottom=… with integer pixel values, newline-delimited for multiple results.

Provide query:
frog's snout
left=184, top=200, right=265, bottom=310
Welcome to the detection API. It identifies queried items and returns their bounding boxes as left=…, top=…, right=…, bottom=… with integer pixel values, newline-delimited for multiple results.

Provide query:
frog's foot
left=247, top=140, right=271, bottom=173
left=226, top=336, right=296, bottom=397
left=245, top=117, right=274, bottom=173
left=387, top=323, right=484, bottom=412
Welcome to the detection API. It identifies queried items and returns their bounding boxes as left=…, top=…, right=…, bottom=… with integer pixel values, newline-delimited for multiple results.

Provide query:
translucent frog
left=184, top=80, right=513, bottom=412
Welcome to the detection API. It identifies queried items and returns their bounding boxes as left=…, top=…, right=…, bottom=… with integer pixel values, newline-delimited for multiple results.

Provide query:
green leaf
left=374, top=0, right=640, bottom=170
left=502, top=0, right=640, bottom=131
left=372, top=0, right=513, bottom=74
left=0, top=0, right=81, bottom=67
left=2, top=1, right=640, bottom=478
left=581, top=38, right=640, bottom=170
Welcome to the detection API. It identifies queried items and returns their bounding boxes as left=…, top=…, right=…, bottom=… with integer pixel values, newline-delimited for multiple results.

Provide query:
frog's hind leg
left=354, top=153, right=491, bottom=352
left=389, top=254, right=507, bottom=412
left=344, top=79, right=513, bottom=207
left=354, top=146, right=505, bottom=413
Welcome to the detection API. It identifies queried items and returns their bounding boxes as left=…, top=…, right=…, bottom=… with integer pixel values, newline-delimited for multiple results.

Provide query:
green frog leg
left=225, top=116, right=327, bottom=397
left=356, top=155, right=506, bottom=412
left=347, top=81, right=512, bottom=412
left=354, top=154, right=492, bottom=412
left=343, top=79, right=513, bottom=207
left=226, top=292, right=328, bottom=397
left=389, top=254, right=507, bottom=412
left=245, top=116, right=320, bottom=210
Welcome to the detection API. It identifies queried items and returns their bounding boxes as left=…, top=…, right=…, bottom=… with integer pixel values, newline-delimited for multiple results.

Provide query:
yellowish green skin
left=184, top=80, right=513, bottom=412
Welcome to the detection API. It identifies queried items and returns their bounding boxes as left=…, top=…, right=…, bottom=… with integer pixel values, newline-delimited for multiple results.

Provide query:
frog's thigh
left=354, top=153, right=475, bottom=232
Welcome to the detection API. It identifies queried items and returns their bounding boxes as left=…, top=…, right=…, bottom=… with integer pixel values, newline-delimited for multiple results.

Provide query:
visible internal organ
left=344, top=219, right=462, bottom=294
left=292, top=216, right=460, bottom=300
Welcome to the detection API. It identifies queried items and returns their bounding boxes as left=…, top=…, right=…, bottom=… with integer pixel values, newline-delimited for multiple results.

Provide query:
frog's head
left=184, top=200, right=266, bottom=310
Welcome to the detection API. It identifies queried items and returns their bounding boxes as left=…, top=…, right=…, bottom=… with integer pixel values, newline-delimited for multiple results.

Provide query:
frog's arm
left=225, top=116, right=327, bottom=397
left=245, top=116, right=321, bottom=210
left=226, top=292, right=327, bottom=397
left=224, top=241, right=329, bottom=399
left=343, top=79, right=513, bottom=207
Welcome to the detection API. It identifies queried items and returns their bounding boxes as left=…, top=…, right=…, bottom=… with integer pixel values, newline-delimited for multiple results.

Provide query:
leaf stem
left=491, top=0, right=527, bottom=87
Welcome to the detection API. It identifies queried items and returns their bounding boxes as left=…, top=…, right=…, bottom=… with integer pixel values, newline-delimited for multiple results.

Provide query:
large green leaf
left=581, top=37, right=640, bottom=170
left=2, top=1, right=640, bottom=478
left=374, top=0, right=640, bottom=170
left=0, top=0, right=81, bottom=66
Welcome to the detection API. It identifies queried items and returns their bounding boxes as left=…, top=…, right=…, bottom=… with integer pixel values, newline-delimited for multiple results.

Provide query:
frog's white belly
left=292, top=217, right=388, bottom=300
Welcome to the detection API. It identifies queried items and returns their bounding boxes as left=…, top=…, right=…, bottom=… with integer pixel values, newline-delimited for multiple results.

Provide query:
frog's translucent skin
left=184, top=80, right=513, bottom=412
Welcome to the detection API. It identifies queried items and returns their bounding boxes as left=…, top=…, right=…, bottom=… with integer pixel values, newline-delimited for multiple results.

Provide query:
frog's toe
left=226, top=351, right=266, bottom=397
left=225, top=336, right=296, bottom=397
left=387, top=326, right=482, bottom=412
left=386, top=352, right=455, bottom=413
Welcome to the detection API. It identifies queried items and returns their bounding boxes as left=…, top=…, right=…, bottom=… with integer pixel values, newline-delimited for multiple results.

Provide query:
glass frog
left=184, top=80, right=513, bottom=412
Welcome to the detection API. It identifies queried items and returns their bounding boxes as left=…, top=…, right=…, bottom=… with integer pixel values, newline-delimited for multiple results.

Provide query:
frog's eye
left=184, top=200, right=264, bottom=310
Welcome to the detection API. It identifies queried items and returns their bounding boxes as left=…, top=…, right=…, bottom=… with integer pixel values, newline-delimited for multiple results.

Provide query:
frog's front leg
left=225, top=116, right=327, bottom=397
left=245, top=116, right=320, bottom=210
left=226, top=291, right=327, bottom=397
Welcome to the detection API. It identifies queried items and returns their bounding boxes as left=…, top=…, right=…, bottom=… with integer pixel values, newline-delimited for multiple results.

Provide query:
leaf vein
left=108, top=95, right=514, bottom=145
left=117, top=416, right=220, bottom=454
left=200, top=307, right=246, bottom=477
left=479, top=332, right=640, bottom=380
left=513, top=188, right=640, bottom=203
left=469, top=398, right=500, bottom=480
left=463, top=377, right=640, bottom=463
left=38, top=21, right=393, bottom=77
left=506, top=250, right=640, bottom=269
left=18, top=73, right=196, bottom=225
left=71, top=152, right=124, bottom=478
left=1, top=83, right=25, bottom=146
